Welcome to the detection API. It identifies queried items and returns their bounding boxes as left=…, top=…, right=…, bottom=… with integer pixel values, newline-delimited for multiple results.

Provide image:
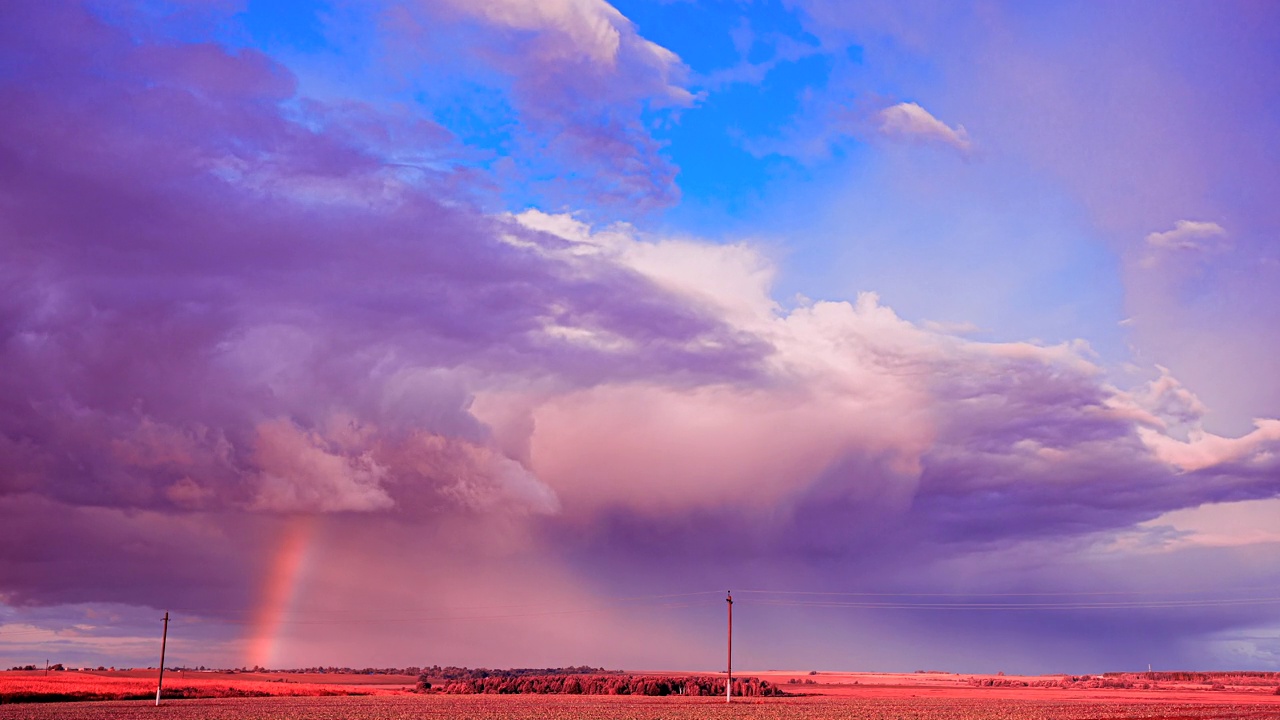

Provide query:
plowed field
left=3, top=694, right=1280, bottom=719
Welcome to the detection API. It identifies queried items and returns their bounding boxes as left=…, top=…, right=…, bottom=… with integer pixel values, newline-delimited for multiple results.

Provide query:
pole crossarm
left=726, top=591, right=733, bottom=703
left=155, top=612, right=169, bottom=707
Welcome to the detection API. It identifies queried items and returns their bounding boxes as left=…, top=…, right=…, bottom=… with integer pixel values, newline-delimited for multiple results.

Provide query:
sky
left=1, top=0, right=1279, bottom=675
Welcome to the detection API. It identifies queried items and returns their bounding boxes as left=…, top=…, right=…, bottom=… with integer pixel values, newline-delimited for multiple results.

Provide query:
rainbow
left=246, top=514, right=317, bottom=669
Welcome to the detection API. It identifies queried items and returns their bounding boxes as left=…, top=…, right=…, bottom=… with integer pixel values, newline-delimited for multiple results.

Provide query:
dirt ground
left=5, top=668, right=1279, bottom=718
left=4, top=693, right=1280, bottom=720
left=744, top=669, right=1280, bottom=704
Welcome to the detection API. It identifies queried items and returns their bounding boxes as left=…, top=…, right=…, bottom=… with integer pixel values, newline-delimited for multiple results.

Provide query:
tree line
left=420, top=673, right=784, bottom=696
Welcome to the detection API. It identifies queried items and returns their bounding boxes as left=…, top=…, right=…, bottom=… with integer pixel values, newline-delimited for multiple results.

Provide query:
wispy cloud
left=393, top=0, right=692, bottom=207
left=878, top=101, right=972, bottom=152
left=1140, top=219, right=1229, bottom=269
left=1145, top=219, right=1227, bottom=251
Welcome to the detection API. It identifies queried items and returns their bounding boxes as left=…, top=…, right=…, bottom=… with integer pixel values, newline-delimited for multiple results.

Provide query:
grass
left=0, top=671, right=380, bottom=704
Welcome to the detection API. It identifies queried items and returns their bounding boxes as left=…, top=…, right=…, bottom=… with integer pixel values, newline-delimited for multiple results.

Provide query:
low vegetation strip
left=967, top=672, right=1280, bottom=693
left=0, top=672, right=374, bottom=704
left=1101, top=671, right=1280, bottom=686
left=422, top=665, right=610, bottom=681
left=427, top=673, right=784, bottom=697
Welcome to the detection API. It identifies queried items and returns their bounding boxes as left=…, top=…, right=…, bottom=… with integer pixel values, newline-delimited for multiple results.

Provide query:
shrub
left=437, top=673, right=786, bottom=697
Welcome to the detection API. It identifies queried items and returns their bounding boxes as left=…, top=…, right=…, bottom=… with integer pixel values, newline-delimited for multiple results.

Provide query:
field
left=0, top=670, right=395, bottom=703
left=3, top=670, right=1280, bottom=719
left=4, top=694, right=1280, bottom=720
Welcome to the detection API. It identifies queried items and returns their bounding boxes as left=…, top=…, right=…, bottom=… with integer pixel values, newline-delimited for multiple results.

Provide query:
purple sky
left=1, top=0, right=1279, bottom=674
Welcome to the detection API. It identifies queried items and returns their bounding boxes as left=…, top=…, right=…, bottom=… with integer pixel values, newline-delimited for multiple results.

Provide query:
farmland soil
left=4, top=693, right=1280, bottom=719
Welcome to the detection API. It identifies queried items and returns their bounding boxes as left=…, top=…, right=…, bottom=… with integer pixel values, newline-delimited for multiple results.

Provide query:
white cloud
left=434, top=0, right=688, bottom=102
left=1137, top=418, right=1280, bottom=472
left=878, top=101, right=972, bottom=152
left=450, top=0, right=625, bottom=65
left=1145, top=219, right=1227, bottom=251
left=514, top=209, right=779, bottom=327
left=489, top=212, right=1127, bottom=517
left=495, top=212, right=1280, bottom=529
left=922, top=319, right=983, bottom=335
left=1112, top=366, right=1280, bottom=471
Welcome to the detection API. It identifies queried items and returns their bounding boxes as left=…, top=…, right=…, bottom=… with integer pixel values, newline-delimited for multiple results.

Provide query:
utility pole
left=726, top=591, right=733, bottom=703
left=155, top=612, right=169, bottom=707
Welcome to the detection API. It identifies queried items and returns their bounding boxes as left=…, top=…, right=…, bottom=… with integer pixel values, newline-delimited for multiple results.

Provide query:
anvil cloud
left=1, top=0, right=1278, bottom=674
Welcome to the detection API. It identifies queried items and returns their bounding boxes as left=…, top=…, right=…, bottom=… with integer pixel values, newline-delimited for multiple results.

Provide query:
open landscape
left=3, top=3, right=1280, bottom=720
left=4, top=669, right=1280, bottom=719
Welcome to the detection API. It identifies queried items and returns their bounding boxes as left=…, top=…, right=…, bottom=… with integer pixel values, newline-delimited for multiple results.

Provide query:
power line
left=4, top=586, right=1278, bottom=640
left=737, top=585, right=1280, bottom=598
left=751, top=596, right=1280, bottom=611
left=159, top=590, right=726, bottom=621
left=174, top=598, right=720, bottom=627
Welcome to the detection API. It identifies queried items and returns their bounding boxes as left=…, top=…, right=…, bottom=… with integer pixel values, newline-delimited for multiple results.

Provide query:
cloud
left=780, top=0, right=1280, bottom=440
left=251, top=419, right=394, bottom=513
left=500, top=214, right=1280, bottom=555
left=391, top=0, right=692, bottom=207
left=1145, top=219, right=1228, bottom=253
left=0, top=0, right=761, bottom=614
left=1138, top=419, right=1280, bottom=473
left=439, top=0, right=638, bottom=69
left=1136, top=498, right=1280, bottom=549
left=878, top=101, right=972, bottom=152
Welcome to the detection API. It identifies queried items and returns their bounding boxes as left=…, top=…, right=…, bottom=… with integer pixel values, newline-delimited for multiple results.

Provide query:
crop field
left=4, top=670, right=1279, bottom=718
left=4, top=694, right=1280, bottom=720
left=0, top=671, right=381, bottom=703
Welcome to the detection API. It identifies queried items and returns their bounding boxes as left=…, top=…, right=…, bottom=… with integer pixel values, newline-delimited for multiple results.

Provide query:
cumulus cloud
left=0, top=0, right=753, bottom=613
left=878, top=101, right=972, bottom=152
left=1108, top=366, right=1280, bottom=472
left=495, top=214, right=1280, bottom=555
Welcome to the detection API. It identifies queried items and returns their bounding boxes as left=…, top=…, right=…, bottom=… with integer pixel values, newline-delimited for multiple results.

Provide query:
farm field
left=4, top=670, right=1280, bottom=718
left=0, top=670, right=397, bottom=703
left=3, top=693, right=1280, bottom=720
left=745, top=670, right=1280, bottom=702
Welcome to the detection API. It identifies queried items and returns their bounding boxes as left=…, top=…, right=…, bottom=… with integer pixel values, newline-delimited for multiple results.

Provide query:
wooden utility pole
left=726, top=591, right=733, bottom=703
left=155, top=612, right=169, bottom=706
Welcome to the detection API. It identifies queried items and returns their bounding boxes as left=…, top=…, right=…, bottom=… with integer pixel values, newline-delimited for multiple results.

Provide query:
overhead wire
left=146, top=591, right=728, bottom=627
left=736, top=583, right=1280, bottom=597
left=4, top=586, right=1278, bottom=638
left=749, top=596, right=1280, bottom=611
left=737, top=585, right=1280, bottom=611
